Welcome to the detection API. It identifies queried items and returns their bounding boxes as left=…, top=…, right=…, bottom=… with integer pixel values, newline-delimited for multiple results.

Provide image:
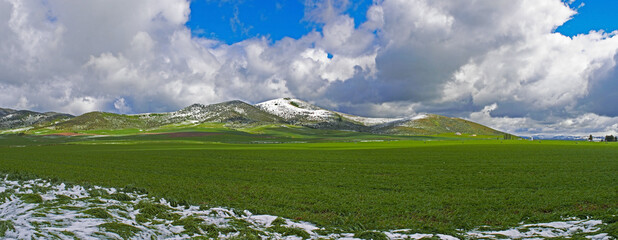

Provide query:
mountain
left=53, top=111, right=158, bottom=131
left=0, top=108, right=74, bottom=130
left=154, top=100, right=284, bottom=125
left=256, top=98, right=509, bottom=136
left=1, top=99, right=511, bottom=137
left=529, top=135, right=587, bottom=141
left=53, top=100, right=285, bottom=131
left=256, top=98, right=402, bottom=131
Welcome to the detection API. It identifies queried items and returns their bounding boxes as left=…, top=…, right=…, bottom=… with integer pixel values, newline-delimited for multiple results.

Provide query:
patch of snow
left=437, top=234, right=460, bottom=240
left=233, top=107, right=245, bottom=115
left=246, top=214, right=278, bottom=227
left=0, top=127, right=32, bottom=133
left=587, top=233, right=611, bottom=240
left=410, top=114, right=428, bottom=120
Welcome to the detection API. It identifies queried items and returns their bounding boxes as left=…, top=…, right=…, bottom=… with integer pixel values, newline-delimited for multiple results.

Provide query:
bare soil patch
left=143, top=132, right=222, bottom=138
left=43, top=132, right=92, bottom=136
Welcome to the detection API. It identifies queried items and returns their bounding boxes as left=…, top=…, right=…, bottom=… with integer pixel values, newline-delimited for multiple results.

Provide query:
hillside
left=0, top=108, right=73, bottom=130
left=256, top=98, right=403, bottom=131
left=53, top=112, right=159, bottom=131
left=53, top=100, right=285, bottom=131
left=2, top=99, right=511, bottom=137
left=153, top=100, right=285, bottom=125
left=257, top=98, right=402, bottom=126
left=371, top=114, right=506, bottom=136
left=255, top=98, right=506, bottom=136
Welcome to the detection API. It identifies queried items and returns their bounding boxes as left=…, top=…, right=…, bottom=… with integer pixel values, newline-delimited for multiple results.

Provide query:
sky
left=0, top=0, right=617, bottom=137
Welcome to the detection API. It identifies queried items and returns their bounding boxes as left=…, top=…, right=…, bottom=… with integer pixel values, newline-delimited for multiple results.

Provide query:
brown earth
left=142, top=132, right=222, bottom=138
left=43, top=132, right=92, bottom=136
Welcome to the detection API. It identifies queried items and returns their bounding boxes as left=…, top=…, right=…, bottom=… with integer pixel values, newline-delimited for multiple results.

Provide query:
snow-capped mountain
left=528, top=135, right=588, bottom=141
left=162, top=100, right=284, bottom=124
left=256, top=98, right=334, bottom=122
left=0, top=108, right=73, bottom=130
left=256, top=98, right=409, bottom=127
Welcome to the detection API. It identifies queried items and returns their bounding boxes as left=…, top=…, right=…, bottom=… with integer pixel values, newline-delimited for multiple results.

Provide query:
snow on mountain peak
left=256, top=98, right=334, bottom=121
left=256, top=98, right=430, bottom=126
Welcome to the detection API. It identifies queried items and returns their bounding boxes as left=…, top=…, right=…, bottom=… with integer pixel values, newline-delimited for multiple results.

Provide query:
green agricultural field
left=0, top=133, right=616, bottom=235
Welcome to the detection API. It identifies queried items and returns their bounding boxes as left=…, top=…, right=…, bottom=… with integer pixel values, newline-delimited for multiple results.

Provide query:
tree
left=589, top=134, right=593, bottom=141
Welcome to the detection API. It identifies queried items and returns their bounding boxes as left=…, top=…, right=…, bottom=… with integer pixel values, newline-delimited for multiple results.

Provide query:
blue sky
left=556, top=0, right=618, bottom=36
left=187, top=0, right=618, bottom=44
left=186, top=0, right=372, bottom=44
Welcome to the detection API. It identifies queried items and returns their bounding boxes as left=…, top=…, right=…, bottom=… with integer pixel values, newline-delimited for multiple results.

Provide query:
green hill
left=53, top=112, right=158, bottom=131
left=372, top=114, right=508, bottom=136
left=52, top=100, right=285, bottom=131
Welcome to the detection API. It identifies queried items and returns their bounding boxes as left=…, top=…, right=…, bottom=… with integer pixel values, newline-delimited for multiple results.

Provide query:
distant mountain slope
left=0, top=108, right=16, bottom=117
left=54, top=112, right=157, bottom=131
left=0, top=108, right=73, bottom=130
left=372, top=114, right=505, bottom=136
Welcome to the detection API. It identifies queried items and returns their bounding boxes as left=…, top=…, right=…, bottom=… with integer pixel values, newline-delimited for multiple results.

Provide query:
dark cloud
left=577, top=52, right=618, bottom=117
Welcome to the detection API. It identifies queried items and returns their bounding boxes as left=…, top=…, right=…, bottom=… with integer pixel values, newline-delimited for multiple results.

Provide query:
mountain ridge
left=0, top=107, right=74, bottom=130
left=0, top=98, right=511, bottom=137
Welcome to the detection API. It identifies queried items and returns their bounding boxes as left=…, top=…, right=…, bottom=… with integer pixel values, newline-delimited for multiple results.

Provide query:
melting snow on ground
left=0, top=177, right=614, bottom=239
left=340, top=114, right=403, bottom=126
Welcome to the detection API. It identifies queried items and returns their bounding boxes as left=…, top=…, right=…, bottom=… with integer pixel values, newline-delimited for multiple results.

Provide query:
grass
left=354, top=231, right=389, bottom=240
left=21, top=193, right=43, bottom=203
left=0, top=220, right=15, bottom=237
left=110, top=193, right=134, bottom=201
left=134, top=200, right=180, bottom=222
left=0, top=134, right=616, bottom=234
left=98, top=222, right=141, bottom=238
left=267, top=225, right=310, bottom=239
left=83, top=208, right=112, bottom=219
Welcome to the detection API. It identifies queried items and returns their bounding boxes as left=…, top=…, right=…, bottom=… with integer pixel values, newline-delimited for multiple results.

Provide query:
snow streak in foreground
left=0, top=177, right=614, bottom=239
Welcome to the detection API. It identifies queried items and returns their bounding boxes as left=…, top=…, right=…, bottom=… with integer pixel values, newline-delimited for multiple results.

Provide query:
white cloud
left=113, top=98, right=131, bottom=114
left=468, top=103, right=618, bottom=137
left=63, top=96, right=105, bottom=116
left=444, top=31, right=618, bottom=112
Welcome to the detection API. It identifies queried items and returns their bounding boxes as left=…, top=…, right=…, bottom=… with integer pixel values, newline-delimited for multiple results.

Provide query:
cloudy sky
left=1, top=0, right=617, bottom=136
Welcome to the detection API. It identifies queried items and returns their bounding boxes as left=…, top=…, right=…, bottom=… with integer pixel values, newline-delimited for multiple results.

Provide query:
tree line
left=587, top=135, right=617, bottom=142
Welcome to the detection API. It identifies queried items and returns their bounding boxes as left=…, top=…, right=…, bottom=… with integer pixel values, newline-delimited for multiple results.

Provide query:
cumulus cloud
left=0, top=0, right=617, bottom=136
left=113, top=98, right=131, bottom=114
left=468, top=103, right=618, bottom=137
left=444, top=31, right=618, bottom=117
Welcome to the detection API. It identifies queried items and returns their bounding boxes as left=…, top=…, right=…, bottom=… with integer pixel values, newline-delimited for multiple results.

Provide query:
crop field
left=0, top=133, right=617, bottom=238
